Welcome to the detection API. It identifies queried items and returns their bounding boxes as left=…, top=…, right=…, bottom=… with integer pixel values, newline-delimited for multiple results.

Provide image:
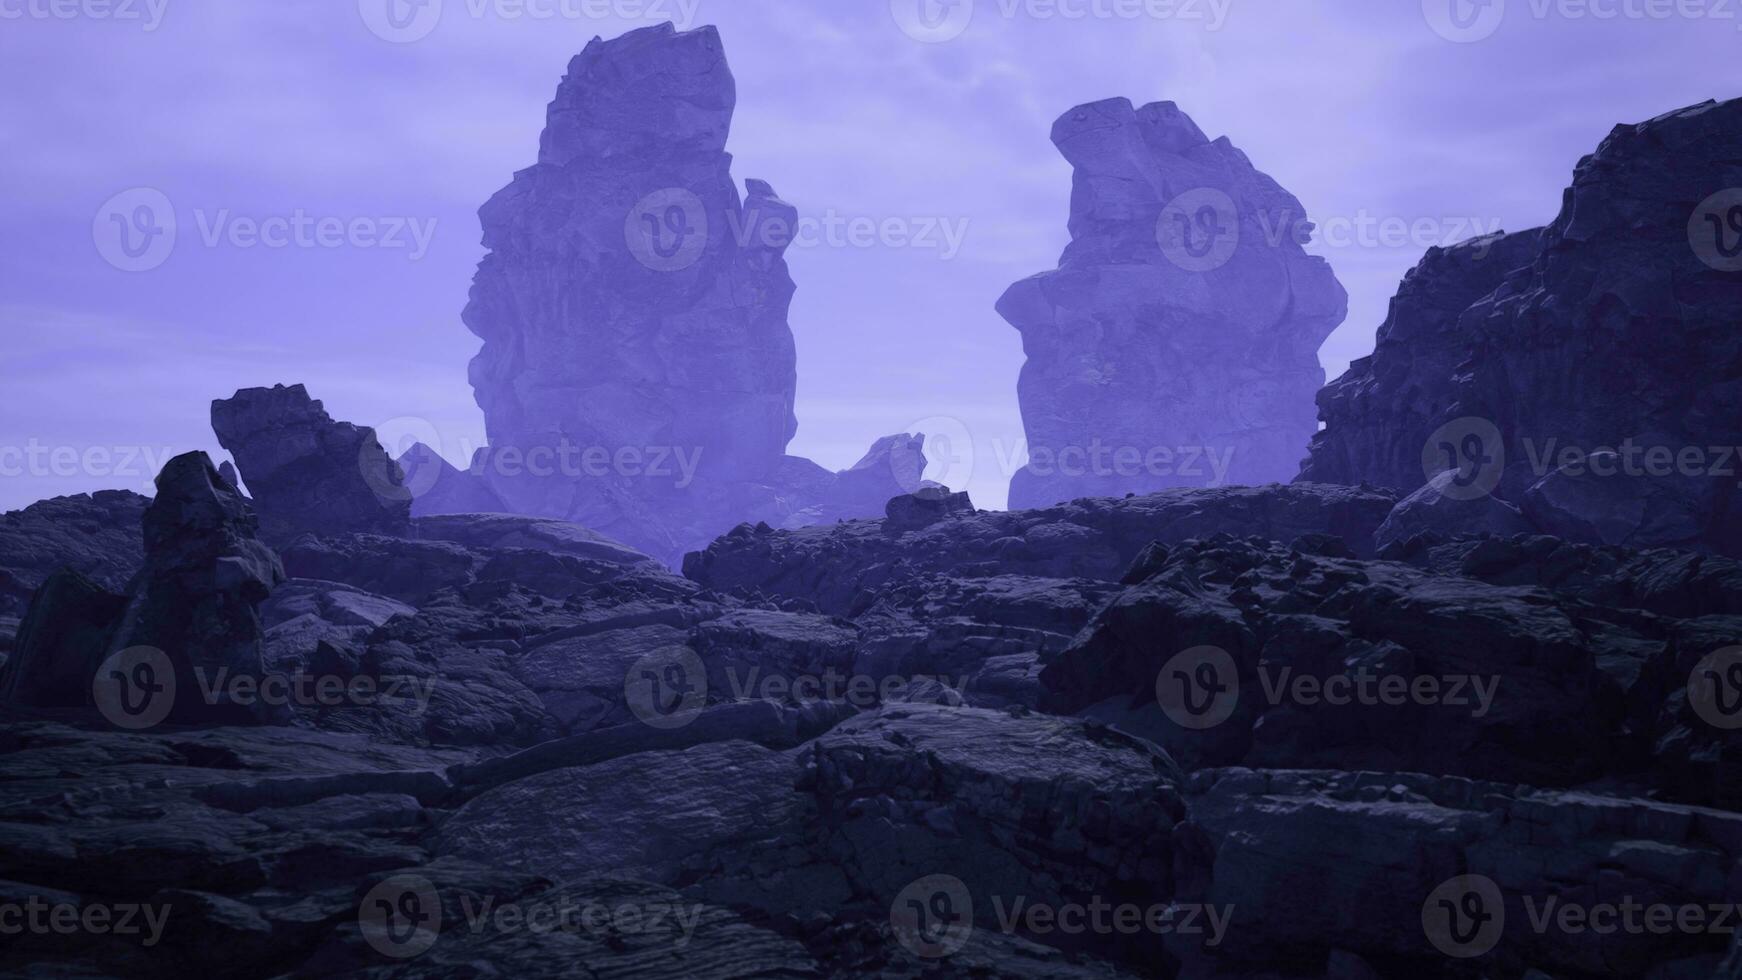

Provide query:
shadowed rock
left=0, top=491, right=147, bottom=618
left=1304, top=98, right=1742, bottom=557
left=999, top=97, right=1347, bottom=508
left=211, top=384, right=410, bottom=541
left=106, top=452, right=286, bottom=724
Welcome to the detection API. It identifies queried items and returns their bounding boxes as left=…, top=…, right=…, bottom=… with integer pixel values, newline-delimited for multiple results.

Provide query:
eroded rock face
left=999, top=98, right=1347, bottom=509
left=1304, top=98, right=1742, bottom=557
left=211, top=384, right=410, bottom=541
left=106, top=452, right=286, bottom=724
left=463, top=23, right=893, bottom=567
left=1300, top=231, right=1541, bottom=492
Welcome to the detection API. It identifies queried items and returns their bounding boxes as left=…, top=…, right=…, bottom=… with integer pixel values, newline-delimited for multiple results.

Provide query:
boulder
left=883, top=486, right=973, bottom=532
left=999, top=98, right=1347, bottom=508
left=1372, top=468, right=1534, bottom=552
left=211, top=384, right=411, bottom=541
left=0, top=571, right=128, bottom=707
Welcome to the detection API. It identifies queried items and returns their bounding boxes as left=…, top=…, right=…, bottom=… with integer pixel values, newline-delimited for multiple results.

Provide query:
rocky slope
left=1303, top=98, right=1742, bottom=557
left=999, top=97, right=1347, bottom=509
left=3, top=469, right=1740, bottom=977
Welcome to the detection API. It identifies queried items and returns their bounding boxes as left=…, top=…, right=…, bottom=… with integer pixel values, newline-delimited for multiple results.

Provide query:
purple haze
left=0, top=0, right=1733, bottom=513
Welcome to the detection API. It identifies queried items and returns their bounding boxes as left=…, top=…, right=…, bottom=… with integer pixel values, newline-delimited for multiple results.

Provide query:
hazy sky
left=1, top=0, right=1735, bottom=512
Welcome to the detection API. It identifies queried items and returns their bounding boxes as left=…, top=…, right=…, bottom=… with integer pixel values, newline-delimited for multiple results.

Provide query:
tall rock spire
left=998, top=98, right=1347, bottom=509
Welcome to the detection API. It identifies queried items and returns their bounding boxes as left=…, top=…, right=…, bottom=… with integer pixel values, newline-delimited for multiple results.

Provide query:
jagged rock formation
left=0, top=453, right=283, bottom=724
left=1304, top=98, right=1742, bottom=556
left=460, top=23, right=920, bottom=566
left=212, top=384, right=411, bottom=541
left=108, top=452, right=286, bottom=724
left=999, top=97, right=1347, bottom=509
left=1300, top=230, right=1540, bottom=492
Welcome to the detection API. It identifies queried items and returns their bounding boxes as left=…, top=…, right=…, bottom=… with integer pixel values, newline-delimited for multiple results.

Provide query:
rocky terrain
left=999, top=97, right=1347, bottom=509
left=1302, top=97, right=1742, bottom=558
left=3, top=24, right=1740, bottom=980
left=451, top=23, right=927, bottom=567
left=3, top=416, right=1740, bottom=975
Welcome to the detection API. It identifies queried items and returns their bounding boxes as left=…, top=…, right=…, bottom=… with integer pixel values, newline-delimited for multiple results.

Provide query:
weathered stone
left=211, top=384, right=410, bottom=541
left=0, top=490, right=147, bottom=618
left=687, top=483, right=1397, bottom=616
left=1372, top=468, right=1534, bottom=551
left=1304, top=98, right=1742, bottom=557
left=105, top=452, right=286, bottom=725
left=999, top=98, right=1347, bottom=508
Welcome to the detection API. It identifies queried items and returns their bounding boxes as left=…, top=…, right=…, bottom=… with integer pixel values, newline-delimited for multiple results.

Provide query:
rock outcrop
left=687, top=482, right=1398, bottom=616
left=211, top=384, right=411, bottom=542
left=998, top=98, right=1347, bottom=509
left=460, top=23, right=922, bottom=566
left=1303, top=98, right=1742, bottom=557
left=0, top=491, right=147, bottom=618
left=107, top=452, right=287, bottom=724
left=0, top=453, right=284, bottom=725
